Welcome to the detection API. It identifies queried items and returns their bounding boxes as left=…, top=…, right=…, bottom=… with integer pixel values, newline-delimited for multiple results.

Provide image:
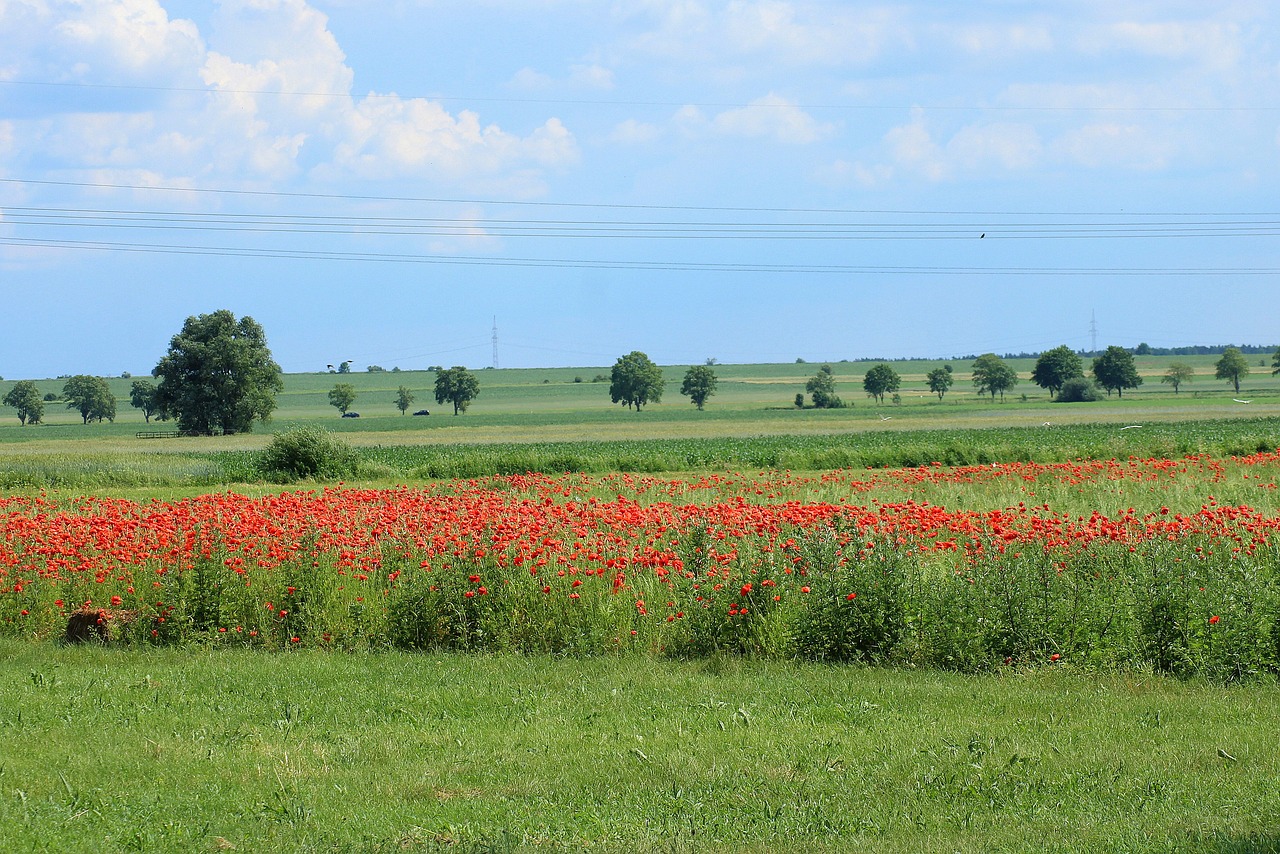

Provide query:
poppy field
left=5, top=450, right=1280, bottom=680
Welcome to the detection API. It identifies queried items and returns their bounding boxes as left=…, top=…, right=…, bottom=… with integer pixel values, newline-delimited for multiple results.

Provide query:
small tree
left=609, top=351, right=665, bottom=411
left=1091, top=346, right=1143, bottom=398
left=1272, top=346, right=1280, bottom=376
left=3, top=380, right=44, bottom=425
left=862, top=363, right=900, bottom=404
left=435, top=366, right=480, bottom=415
left=395, top=386, right=415, bottom=415
left=971, top=353, right=1018, bottom=401
left=926, top=366, right=953, bottom=401
left=328, top=383, right=357, bottom=415
left=1161, top=363, right=1194, bottom=395
left=62, top=375, right=116, bottom=423
left=1214, top=347, right=1250, bottom=394
left=129, top=379, right=162, bottom=423
left=806, top=365, right=840, bottom=408
left=679, top=365, right=717, bottom=410
left=1031, top=345, right=1084, bottom=399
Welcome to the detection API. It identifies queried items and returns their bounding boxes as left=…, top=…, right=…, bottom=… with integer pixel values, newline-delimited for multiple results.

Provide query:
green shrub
left=258, top=427, right=359, bottom=481
left=1056, top=377, right=1101, bottom=402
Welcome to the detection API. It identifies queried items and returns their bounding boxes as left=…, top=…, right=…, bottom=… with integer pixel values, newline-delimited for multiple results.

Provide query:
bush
left=258, top=427, right=359, bottom=481
left=1056, top=377, right=1101, bottom=402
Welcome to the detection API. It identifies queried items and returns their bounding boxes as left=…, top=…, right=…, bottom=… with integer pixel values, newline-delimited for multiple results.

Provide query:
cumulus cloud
left=610, top=119, right=661, bottom=144
left=2, top=0, right=577, bottom=194
left=711, top=94, right=831, bottom=144
left=623, top=0, right=908, bottom=67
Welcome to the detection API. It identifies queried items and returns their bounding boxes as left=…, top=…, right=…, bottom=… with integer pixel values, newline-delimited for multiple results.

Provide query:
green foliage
left=394, top=385, right=415, bottom=414
left=434, top=366, right=480, bottom=415
left=679, top=364, right=718, bottom=410
left=327, top=382, right=357, bottom=415
left=1162, top=362, right=1195, bottom=394
left=1273, top=346, right=1280, bottom=375
left=1215, top=346, right=1250, bottom=394
left=61, top=375, right=116, bottom=424
left=128, top=379, right=161, bottom=423
left=793, top=533, right=908, bottom=663
left=971, top=353, right=1019, bottom=401
left=805, top=364, right=840, bottom=408
left=258, top=427, right=359, bottom=481
left=862, top=363, right=901, bottom=404
left=926, top=366, right=953, bottom=400
left=153, top=310, right=284, bottom=435
left=1092, top=345, right=1143, bottom=398
left=2, top=380, right=44, bottom=425
left=1031, top=345, right=1084, bottom=398
left=1056, top=377, right=1101, bottom=402
left=609, top=351, right=665, bottom=411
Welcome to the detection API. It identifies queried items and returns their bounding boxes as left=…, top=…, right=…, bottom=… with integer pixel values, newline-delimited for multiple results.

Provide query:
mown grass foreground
left=2, top=640, right=1279, bottom=854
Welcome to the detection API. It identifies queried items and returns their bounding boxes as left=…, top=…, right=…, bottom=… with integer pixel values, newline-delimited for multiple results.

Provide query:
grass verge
left=2, top=640, right=1278, bottom=853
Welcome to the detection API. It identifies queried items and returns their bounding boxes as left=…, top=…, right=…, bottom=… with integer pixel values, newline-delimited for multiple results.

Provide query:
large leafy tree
left=926, top=366, right=953, bottom=400
left=152, top=310, right=284, bottom=435
left=129, top=379, right=162, bottom=423
left=1272, top=346, right=1280, bottom=376
left=1161, top=362, right=1194, bottom=395
left=434, top=366, right=480, bottom=415
left=862, top=363, right=900, bottom=404
left=328, top=383, right=357, bottom=415
left=610, top=351, right=665, bottom=411
left=805, top=364, right=839, bottom=409
left=971, top=353, right=1018, bottom=401
left=1214, top=347, right=1250, bottom=394
left=62, top=375, right=117, bottom=424
left=1030, top=345, right=1083, bottom=399
left=3, top=380, right=45, bottom=425
left=679, top=364, right=717, bottom=410
left=1091, top=345, right=1142, bottom=397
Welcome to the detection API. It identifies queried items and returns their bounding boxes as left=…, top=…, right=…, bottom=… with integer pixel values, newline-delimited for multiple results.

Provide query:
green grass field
left=3, top=641, right=1279, bottom=853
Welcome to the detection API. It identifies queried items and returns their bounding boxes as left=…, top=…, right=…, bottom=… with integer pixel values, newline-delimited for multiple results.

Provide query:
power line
left=6, top=78, right=1277, bottom=113
left=3, top=235, right=1278, bottom=275
left=5, top=176, right=1278, bottom=218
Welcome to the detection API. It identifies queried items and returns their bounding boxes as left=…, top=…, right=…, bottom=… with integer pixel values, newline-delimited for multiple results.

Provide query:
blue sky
left=1, top=0, right=1278, bottom=378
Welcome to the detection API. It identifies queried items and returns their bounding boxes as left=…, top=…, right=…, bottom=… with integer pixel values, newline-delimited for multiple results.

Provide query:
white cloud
left=947, top=123, right=1042, bottom=171
left=622, top=0, right=908, bottom=67
left=884, top=110, right=947, bottom=180
left=509, top=67, right=554, bottom=91
left=949, top=23, right=1053, bottom=55
left=569, top=64, right=614, bottom=90
left=1083, top=20, right=1244, bottom=70
left=711, top=94, right=831, bottom=144
left=610, top=119, right=660, bottom=144
left=1, top=0, right=578, bottom=194
left=1052, top=123, right=1172, bottom=171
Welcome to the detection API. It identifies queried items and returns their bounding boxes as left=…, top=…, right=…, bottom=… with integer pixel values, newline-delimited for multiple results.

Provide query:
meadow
left=1, top=357, right=1279, bottom=851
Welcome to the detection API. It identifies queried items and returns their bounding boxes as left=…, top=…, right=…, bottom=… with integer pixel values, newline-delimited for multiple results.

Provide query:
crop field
left=2, top=359, right=1279, bottom=851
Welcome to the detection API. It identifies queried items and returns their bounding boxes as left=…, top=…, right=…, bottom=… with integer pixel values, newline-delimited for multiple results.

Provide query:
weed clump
left=258, top=427, right=359, bottom=481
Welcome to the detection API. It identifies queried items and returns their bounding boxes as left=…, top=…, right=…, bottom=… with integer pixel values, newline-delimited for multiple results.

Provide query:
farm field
left=1, top=357, right=1279, bottom=851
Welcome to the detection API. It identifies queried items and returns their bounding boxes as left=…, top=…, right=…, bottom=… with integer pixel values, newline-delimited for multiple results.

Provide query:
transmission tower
left=491, top=317, right=499, bottom=369
left=1089, top=310, right=1097, bottom=355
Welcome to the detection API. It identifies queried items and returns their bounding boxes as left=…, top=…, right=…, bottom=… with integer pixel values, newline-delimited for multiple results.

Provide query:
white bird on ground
left=1233, top=399, right=1252, bottom=404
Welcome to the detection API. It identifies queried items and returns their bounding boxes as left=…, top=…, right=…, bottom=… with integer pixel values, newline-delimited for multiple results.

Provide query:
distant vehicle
left=413, top=409, right=431, bottom=416
left=341, top=412, right=360, bottom=418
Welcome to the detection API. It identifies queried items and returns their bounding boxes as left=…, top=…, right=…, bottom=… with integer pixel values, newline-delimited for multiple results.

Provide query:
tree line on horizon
left=2, top=311, right=1279, bottom=428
